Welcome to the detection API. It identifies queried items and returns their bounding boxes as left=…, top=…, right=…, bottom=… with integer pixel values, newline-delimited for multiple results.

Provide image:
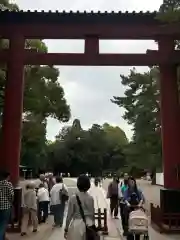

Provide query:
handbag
left=59, top=184, right=69, bottom=202
left=76, top=195, right=99, bottom=240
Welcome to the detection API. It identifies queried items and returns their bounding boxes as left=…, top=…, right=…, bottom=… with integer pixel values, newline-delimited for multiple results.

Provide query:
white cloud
left=14, top=0, right=163, bottom=140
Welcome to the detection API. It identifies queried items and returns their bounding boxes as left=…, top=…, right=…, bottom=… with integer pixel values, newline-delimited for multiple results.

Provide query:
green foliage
left=47, top=120, right=128, bottom=176
left=103, top=123, right=128, bottom=146
left=0, top=0, right=19, bottom=10
left=159, top=0, right=180, bottom=13
left=157, top=0, right=180, bottom=22
left=24, top=65, right=70, bottom=121
left=0, top=0, right=70, bottom=171
left=21, top=115, right=47, bottom=171
left=112, top=68, right=162, bottom=169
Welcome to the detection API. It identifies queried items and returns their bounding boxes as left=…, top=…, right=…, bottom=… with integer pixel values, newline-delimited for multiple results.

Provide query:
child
left=37, top=183, right=49, bottom=223
left=21, top=182, right=38, bottom=236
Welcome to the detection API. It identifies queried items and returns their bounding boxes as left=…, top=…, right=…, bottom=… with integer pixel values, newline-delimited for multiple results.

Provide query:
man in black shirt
left=107, top=176, right=119, bottom=218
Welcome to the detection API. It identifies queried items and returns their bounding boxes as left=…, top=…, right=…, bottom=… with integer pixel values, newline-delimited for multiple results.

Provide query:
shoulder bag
left=76, top=195, right=99, bottom=240
left=59, top=184, right=69, bottom=202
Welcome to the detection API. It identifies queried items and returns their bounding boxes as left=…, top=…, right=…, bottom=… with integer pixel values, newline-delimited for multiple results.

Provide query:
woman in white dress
left=64, top=175, right=95, bottom=240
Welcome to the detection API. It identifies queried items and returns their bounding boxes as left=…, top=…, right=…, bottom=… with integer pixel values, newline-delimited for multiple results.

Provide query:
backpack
left=129, top=192, right=140, bottom=205
left=59, top=184, right=69, bottom=202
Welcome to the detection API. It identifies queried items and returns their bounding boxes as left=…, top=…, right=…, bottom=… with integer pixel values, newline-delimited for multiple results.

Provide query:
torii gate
left=0, top=10, right=180, bottom=226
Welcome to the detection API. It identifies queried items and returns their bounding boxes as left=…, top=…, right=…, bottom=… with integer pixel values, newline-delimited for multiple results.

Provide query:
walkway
left=14, top=178, right=120, bottom=240
left=89, top=183, right=121, bottom=239
left=36, top=180, right=113, bottom=240
left=7, top=217, right=53, bottom=240
left=7, top=178, right=180, bottom=240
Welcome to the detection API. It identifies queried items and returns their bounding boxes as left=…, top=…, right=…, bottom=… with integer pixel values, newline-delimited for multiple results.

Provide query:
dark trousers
left=119, top=202, right=126, bottom=231
left=51, top=204, right=65, bottom=226
left=0, top=209, right=11, bottom=240
left=38, top=201, right=49, bottom=223
left=110, top=195, right=118, bottom=217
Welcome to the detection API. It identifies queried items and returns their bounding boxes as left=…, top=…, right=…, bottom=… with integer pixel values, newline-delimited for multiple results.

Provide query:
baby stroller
left=127, top=193, right=149, bottom=240
left=128, top=208, right=149, bottom=240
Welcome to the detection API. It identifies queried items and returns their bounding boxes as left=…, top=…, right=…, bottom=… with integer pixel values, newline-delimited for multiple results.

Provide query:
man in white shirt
left=37, top=183, right=50, bottom=223
left=50, top=176, right=68, bottom=227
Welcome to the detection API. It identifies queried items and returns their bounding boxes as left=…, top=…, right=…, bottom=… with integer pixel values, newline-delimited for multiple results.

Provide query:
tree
left=0, top=0, right=71, bottom=170
left=0, top=0, right=18, bottom=10
left=21, top=116, right=47, bottom=171
left=47, top=120, right=128, bottom=176
left=103, top=123, right=128, bottom=146
left=158, top=0, right=180, bottom=22
left=160, top=0, right=180, bottom=12
left=112, top=68, right=162, bottom=169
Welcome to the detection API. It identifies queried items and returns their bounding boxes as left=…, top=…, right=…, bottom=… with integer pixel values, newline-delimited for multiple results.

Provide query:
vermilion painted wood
left=1, top=35, right=25, bottom=185
left=0, top=11, right=180, bottom=39
left=1, top=50, right=180, bottom=66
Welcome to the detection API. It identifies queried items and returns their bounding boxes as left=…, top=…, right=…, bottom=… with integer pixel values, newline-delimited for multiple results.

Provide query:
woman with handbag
left=64, top=175, right=98, bottom=240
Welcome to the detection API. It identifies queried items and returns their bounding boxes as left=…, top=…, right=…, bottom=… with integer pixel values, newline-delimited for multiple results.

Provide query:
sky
left=13, top=0, right=163, bottom=141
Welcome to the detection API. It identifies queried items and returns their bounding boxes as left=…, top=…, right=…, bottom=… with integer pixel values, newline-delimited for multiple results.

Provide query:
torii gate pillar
left=159, top=38, right=180, bottom=212
left=1, top=34, right=24, bottom=186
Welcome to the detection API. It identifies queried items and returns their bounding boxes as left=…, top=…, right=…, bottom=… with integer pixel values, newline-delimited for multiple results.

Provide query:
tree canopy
left=46, top=119, right=128, bottom=176
left=158, top=0, right=180, bottom=22
left=112, top=68, right=162, bottom=170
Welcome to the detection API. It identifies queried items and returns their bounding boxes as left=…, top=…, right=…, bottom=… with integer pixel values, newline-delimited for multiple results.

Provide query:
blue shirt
left=123, top=188, right=145, bottom=203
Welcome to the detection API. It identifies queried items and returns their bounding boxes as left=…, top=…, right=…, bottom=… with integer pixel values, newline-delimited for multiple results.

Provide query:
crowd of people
left=21, top=174, right=69, bottom=236
left=0, top=171, right=69, bottom=239
left=0, top=170, right=145, bottom=240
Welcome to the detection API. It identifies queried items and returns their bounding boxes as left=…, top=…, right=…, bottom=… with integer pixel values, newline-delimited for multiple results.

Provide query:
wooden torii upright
left=0, top=10, right=180, bottom=230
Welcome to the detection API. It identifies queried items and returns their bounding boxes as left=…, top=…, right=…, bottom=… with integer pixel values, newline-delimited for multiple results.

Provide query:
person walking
left=47, top=173, right=55, bottom=193
left=0, top=171, right=14, bottom=240
left=94, top=178, right=100, bottom=187
left=64, top=175, right=96, bottom=240
left=119, top=174, right=129, bottom=235
left=50, top=176, right=68, bottom=227
left=107, top=176, right=119, bottom=218
left=37, top=183, right=49, bottom=223
left=123, top=177, right=145, bottom=240
left=120, top=173, right=128, bottom=187
left=21, top=182, right=38, bottom=236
